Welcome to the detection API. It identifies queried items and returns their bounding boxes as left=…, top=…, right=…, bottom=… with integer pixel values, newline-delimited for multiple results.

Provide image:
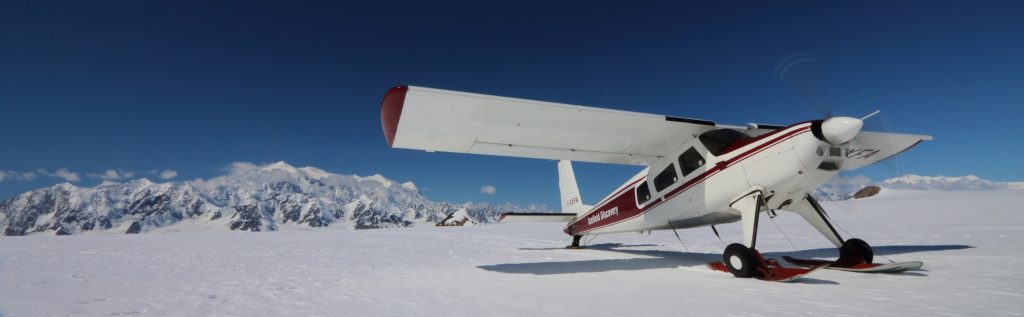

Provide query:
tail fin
left=558, top=160, right=592, bottom=214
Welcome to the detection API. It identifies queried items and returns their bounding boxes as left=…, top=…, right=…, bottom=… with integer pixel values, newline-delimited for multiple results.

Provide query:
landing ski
left=707, top=259, right=826, bottom=282
left=782, top=256, right=923, bottom=273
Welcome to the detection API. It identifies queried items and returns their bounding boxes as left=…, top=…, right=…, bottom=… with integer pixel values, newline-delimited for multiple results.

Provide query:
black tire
left=723, top=243, right=757, bottom=278
left=840, top=238, right=874, bottom=264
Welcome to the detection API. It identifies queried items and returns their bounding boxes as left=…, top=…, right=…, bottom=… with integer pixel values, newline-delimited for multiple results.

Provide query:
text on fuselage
left=587, top=207, right=619, bottom=225
left=847, top=148, right=881, bottom=160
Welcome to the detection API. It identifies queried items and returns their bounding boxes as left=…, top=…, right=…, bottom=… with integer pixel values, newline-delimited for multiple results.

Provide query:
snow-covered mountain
left=812, top=174, right=1022, bottom=201
left=811, top=187, right=852, bottom=201
left=435, top=208, right=477, bottom=226
left=880, top=174, right=1024, bottom=191
left=0, top=162, right=549, bottom=236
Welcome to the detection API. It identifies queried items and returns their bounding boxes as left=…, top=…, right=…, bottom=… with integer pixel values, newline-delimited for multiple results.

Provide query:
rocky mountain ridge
left=0, top=162, right=548, bottom=236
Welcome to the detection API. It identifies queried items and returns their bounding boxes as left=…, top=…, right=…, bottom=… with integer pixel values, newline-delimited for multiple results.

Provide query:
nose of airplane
left=820, top=116, right=863, bottom=145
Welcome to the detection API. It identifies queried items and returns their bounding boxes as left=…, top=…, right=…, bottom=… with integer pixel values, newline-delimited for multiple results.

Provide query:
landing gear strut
left=711, top=191, right=922, bottom=278
left=708, top=188, right=822, bottom=281
left=778, top=196, right=922, bottom=273
left=790, top=195, right=876, bottom=267
left=567, top=235, right=584, bottom=249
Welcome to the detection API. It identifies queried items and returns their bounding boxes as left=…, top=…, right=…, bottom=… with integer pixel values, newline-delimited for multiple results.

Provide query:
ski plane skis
left=380, top=85, right=932, bottom=281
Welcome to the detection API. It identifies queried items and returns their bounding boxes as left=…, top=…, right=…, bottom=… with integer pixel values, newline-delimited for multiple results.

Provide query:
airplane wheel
left=840, top=238, right=874, bottom=264
left=723, top=243, right=757, bottom=278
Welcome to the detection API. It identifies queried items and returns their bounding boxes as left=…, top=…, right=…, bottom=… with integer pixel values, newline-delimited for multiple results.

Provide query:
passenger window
left=636, top=182, right=652, bottom=205
left=653, top=164, right=678, bottom=192
left=679, top=147, right=705, bottom=176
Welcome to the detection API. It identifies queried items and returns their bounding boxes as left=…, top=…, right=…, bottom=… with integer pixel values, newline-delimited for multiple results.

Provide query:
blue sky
left=1, top=1, right=1022, bottom=207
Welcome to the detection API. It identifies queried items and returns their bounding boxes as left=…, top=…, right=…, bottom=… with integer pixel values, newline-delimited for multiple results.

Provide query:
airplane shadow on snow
left=477, top=243, right=972, bottom=280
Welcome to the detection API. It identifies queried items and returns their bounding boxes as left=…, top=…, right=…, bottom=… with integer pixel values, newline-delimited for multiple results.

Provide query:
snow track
left=0, top=189, right=1021, bottom=316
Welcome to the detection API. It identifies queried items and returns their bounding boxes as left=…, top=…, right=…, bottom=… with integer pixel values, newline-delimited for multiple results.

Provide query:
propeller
left=774, top=53, right=833, bottom=118
left=774, top=53, right=882, bottom=145
left=860, top=110, right=908, bottom=178
left=771, top=56, right=924, bottom=266
left=773, top=53, right=906, bottom=188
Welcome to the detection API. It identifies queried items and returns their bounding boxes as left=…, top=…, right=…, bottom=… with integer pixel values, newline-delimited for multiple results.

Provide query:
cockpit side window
left=679, top=147, right=705, bottom=176
left=698, top=129, right=751, bottom=156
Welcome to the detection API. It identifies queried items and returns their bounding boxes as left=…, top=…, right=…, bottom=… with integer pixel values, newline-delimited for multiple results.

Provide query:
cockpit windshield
left=698, top=129, right=751, bottom=156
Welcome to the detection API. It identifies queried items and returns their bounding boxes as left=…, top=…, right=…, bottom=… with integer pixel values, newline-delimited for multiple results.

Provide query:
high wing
left=842, top=131, right=933, bottom=171
left=380, top=86, right=718, bottom=165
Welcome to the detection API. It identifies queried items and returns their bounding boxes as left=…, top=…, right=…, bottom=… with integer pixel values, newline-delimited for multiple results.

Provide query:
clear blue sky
left=2, top=0, right=1022, bottom=207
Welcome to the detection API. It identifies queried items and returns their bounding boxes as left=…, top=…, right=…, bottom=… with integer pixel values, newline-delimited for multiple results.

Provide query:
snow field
left=0, top=189, right=1022, bottom=316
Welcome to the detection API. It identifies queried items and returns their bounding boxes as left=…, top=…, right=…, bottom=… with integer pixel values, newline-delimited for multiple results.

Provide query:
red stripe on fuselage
left=566, top=124, right=812, bottom=235
left=587, top=177, right=647, bottom=214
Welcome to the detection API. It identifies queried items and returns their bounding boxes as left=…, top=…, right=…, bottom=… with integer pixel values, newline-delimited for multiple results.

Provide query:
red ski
left=782, top=256, right=923, bottom=273
left=708, top=252, right=827, bottom=282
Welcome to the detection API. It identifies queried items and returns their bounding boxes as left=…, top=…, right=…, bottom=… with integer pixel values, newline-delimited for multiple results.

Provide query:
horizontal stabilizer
left=499, top=213, right=577, bottom=223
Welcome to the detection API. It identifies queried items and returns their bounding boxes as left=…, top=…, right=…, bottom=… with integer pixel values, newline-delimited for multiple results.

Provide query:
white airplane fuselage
left=565, top=121, right=842, bottom=236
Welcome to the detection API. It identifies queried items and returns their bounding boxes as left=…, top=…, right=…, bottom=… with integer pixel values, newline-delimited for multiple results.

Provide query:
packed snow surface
left=1, top=189, right=1022, bottom=316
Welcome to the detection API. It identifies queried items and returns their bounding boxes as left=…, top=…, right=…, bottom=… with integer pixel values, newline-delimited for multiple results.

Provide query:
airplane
left=379, top=85, right=931, bottom=281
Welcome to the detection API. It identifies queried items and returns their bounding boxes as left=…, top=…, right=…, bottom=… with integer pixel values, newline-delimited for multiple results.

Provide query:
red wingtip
left=380, top=86, right=409, bottom=147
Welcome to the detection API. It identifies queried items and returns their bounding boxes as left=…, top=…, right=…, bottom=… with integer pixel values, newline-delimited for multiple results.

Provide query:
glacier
left=0, top=189, right=1020, bottom=315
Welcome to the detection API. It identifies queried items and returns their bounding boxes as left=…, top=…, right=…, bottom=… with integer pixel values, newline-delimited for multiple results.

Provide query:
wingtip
left=380, top=86, right=409, bottom=147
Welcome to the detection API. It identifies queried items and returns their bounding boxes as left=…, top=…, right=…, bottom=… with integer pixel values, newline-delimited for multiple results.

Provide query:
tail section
left=558, top=160, right=592, bottom=215
left=496, top=160, right=589, bottom=224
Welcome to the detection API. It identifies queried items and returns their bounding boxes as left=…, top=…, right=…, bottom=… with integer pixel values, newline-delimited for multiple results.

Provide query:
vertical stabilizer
left=558, top=160, right=591, bottom=214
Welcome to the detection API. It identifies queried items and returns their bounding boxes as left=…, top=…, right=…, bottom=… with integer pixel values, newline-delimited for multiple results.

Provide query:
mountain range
left=812, top=174, right=1023, bottom=201
left=3, top=162, right=1019, bottom=236
left=0, top=162, right=548, bottom=236
left=879, top=174, right=1024, bottom=191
